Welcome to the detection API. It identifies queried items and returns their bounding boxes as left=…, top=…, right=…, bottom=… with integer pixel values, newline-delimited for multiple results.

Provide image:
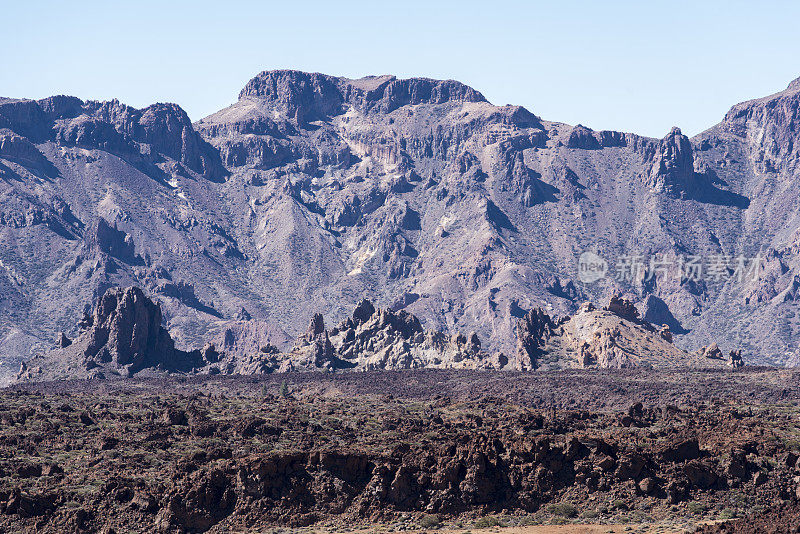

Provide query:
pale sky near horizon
left=4, top=0, right=800, bottom=138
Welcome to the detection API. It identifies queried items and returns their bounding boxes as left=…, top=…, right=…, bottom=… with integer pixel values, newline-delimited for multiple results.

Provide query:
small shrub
left=279, top=381, right=289, bottom=398
left=611, top=499, right=628, bottom=511
left=518, top=516, right=540, bottom=526
left=687, top=501, right=706, bottom=514
left=581, top=509, right=599, bottom=519
left=719, top=508, right=738, bottom=520
left=420, top=514, right=440, bottom=528
left=474, top=516, right=504, bottom=528
left=546, top=503, right=579, bottom=518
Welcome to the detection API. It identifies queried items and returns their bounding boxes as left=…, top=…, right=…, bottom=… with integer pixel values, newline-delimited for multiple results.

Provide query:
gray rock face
left=18, top=287, right=204, bottom=380
left=567, top=125, right=601, bottom=150
left=515, top=298, right=732, bottom=370
left=238, top=71, right=487, bottom=121
left=3, top=70, right=800, bottom=375
left=319, top=299, right=506, bottom=371
left=516, top=308, right=558, bottom=370
left=605, top=295, right=640, bottom=323
left=0, top=96, right=225, bottom=180
left=0, top=129, right=56, bottom=177
left=642, top=127, right=697, bottom=196
left=82, top=286, right=174, bottom=368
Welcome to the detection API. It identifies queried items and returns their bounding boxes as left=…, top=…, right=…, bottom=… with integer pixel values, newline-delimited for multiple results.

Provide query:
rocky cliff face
left=2, top=70, right=800, bottom=375
left=642, top=127, right=698, bottom=196
left=238, top=70, right=487, bottom=121
left=0, top=96, right=225, bottom=180
left=18, top=287, right=207, bottom=380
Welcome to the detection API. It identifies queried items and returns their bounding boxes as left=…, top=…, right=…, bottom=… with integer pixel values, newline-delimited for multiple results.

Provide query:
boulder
left=661, top=439, right=701, bottom=463
left=638, top=477, right=656, bottom=494
left=685, top=460, right=718, bottom=489
left=605, top=295, right=640, bottom=322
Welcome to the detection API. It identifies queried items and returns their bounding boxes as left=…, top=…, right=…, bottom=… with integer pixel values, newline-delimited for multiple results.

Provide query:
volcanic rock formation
left=17, top=288, right=511, bottom=380
left=515, top=296, right=738, bottom=370
left=17, top=288, right=744, bottom=381
left=17, top=287, right=207, bottom=380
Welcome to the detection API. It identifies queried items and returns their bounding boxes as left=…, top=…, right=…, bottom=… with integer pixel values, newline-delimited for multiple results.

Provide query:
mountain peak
left=238, top=69, right=487, bottom=121
left=0, top=96, right=226, bottom=180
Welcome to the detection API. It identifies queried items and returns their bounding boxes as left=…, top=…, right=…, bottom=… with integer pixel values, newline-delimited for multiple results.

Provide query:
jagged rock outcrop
left=605, top=294, right=641, bottom=322
left=279, top=299, right=507, bottom=371
left=566, top=125, right=601, bottom=149
left=13, top=281, right=747, bottom=381
left=516, top=307, right=559, bottom=370
left=515, top=297, right=738, bottom=370
left=16, top=289, right=508, bottom=381
left=695, top=343, right=745, bottom=368
left=72, top=286, right=176, bottom=368
left=642, top=127, right=697, bottom=196
left=17, top=287, right=206, bottom=380
left=279, top=314, right=348, bottom=371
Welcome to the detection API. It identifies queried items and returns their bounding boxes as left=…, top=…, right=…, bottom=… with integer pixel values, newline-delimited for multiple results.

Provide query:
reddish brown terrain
left=1, top=369, right=800, bottom=533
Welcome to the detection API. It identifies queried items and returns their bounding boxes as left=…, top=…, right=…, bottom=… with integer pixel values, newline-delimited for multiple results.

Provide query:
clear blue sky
left=4, top=0, right=800, bottom=138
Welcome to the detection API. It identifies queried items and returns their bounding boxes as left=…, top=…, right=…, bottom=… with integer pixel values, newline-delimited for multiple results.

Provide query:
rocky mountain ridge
left=2, top=71, right=800, bottom=378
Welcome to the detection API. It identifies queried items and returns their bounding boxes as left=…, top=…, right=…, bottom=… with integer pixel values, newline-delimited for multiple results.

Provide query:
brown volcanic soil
left=1, top=369, right=800, bottom=533
left=696, top=502, right=800, bottom=533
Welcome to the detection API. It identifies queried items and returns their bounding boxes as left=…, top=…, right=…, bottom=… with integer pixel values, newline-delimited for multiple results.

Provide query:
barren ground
left=1, top=369, right=799, bottom=533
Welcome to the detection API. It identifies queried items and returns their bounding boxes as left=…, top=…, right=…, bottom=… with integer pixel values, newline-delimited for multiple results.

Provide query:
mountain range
left=2, top=70, right=800, bottom=380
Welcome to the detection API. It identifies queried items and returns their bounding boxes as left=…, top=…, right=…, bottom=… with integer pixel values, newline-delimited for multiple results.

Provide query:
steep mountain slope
left=689, top=78, right=800, bottom=364
left=1, top=71, right=799, bottom=378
